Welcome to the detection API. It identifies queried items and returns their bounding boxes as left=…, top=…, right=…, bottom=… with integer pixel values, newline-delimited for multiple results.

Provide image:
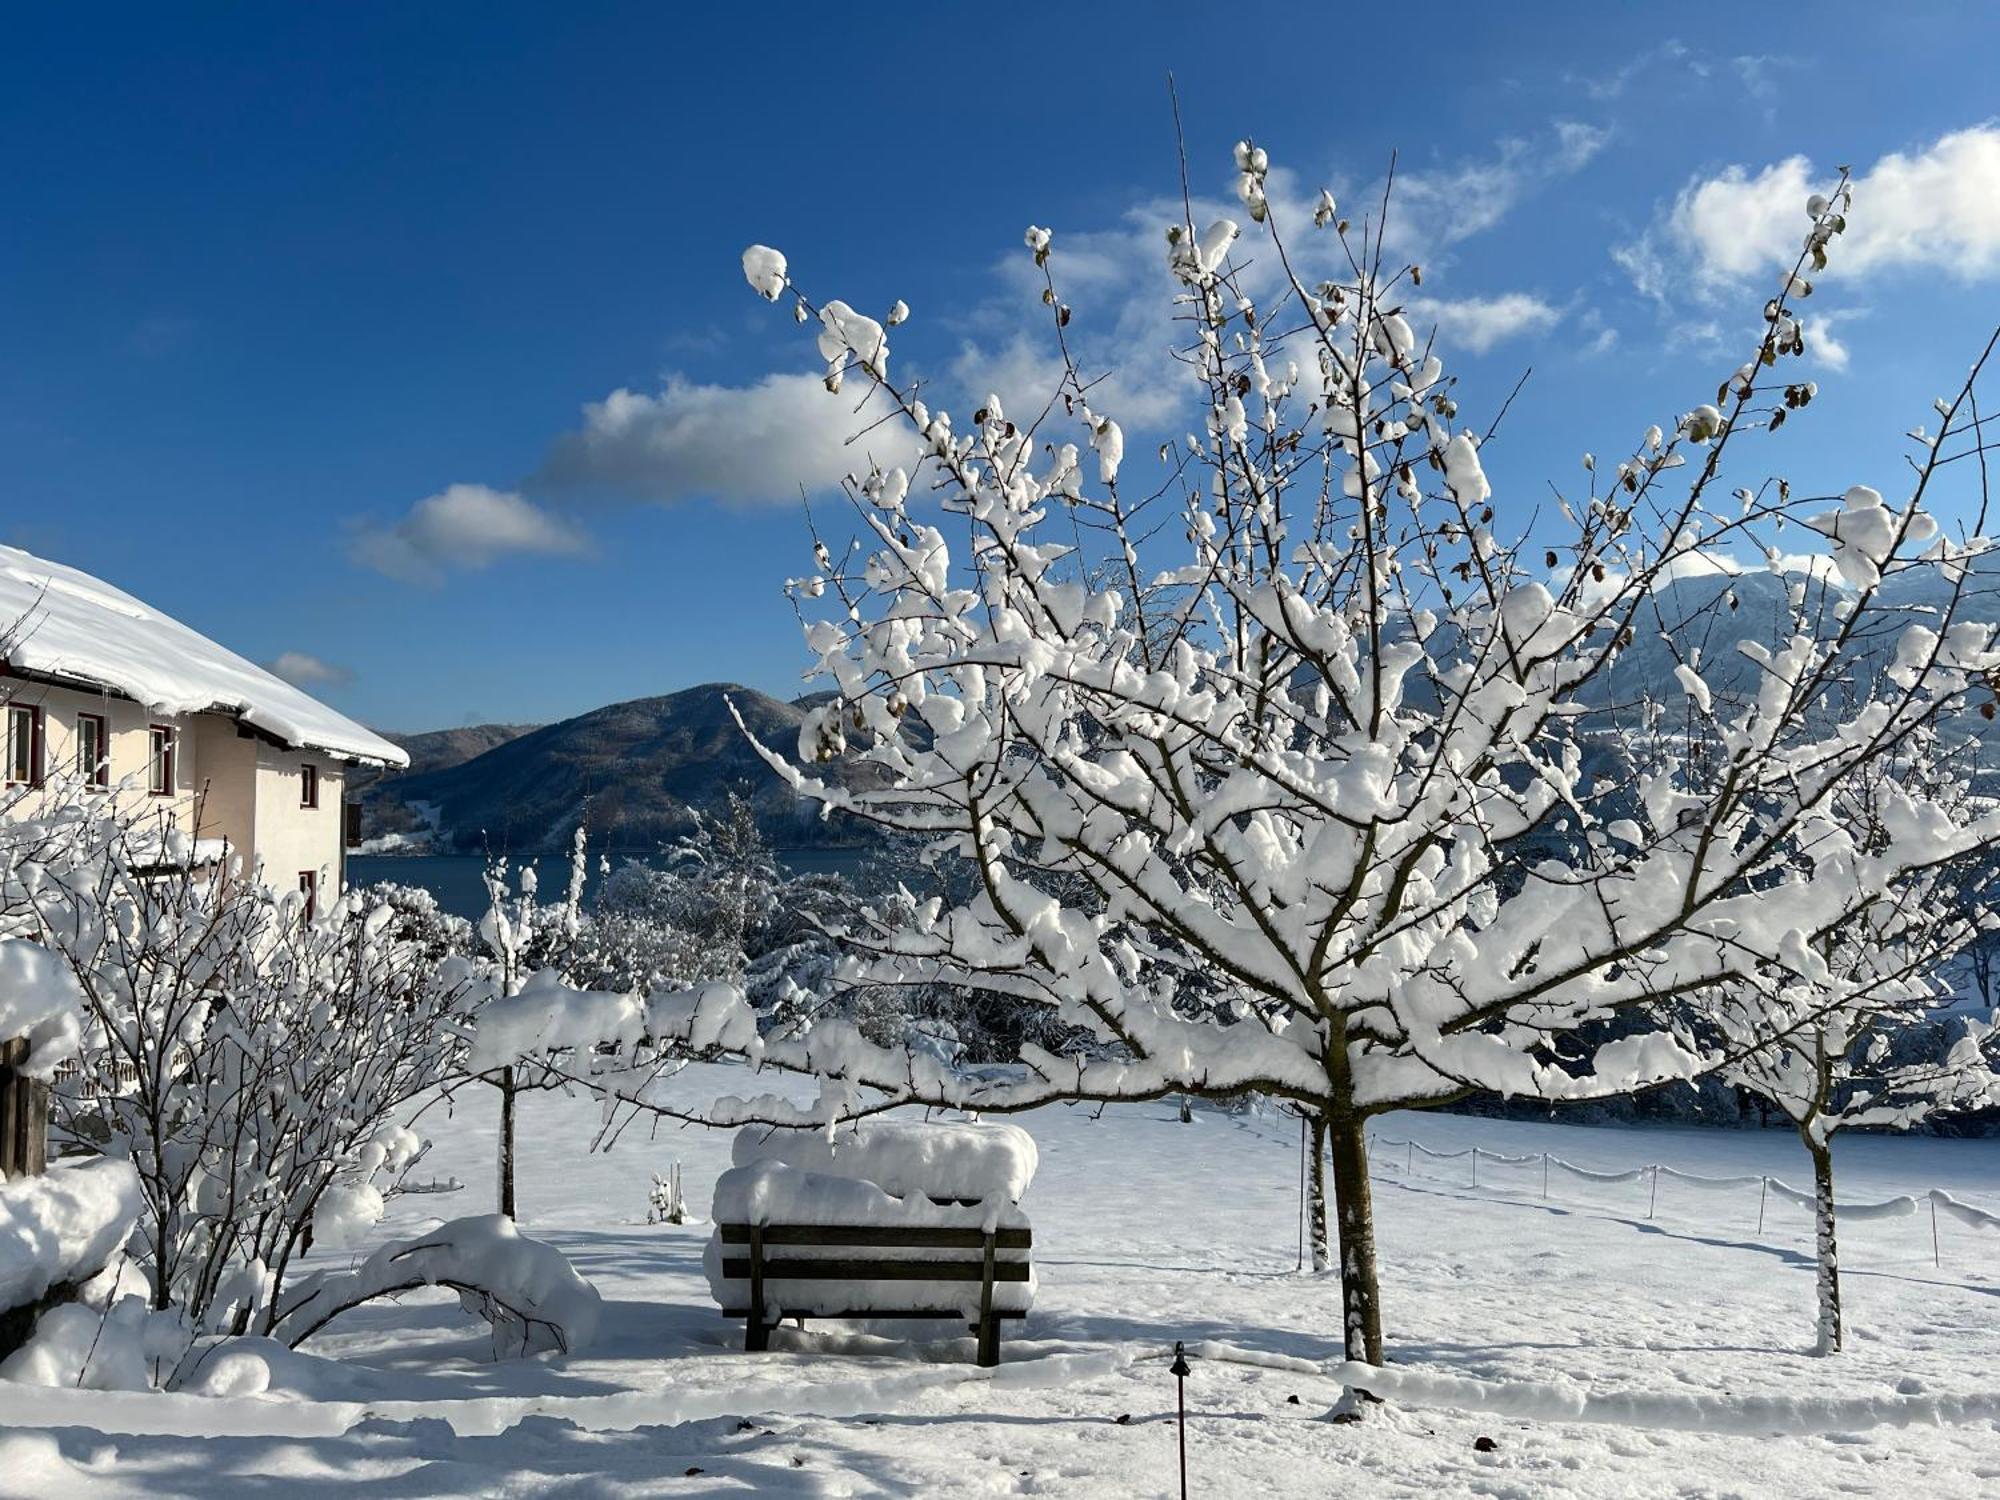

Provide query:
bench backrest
left=715, top=1221, right=1032, bottom=1319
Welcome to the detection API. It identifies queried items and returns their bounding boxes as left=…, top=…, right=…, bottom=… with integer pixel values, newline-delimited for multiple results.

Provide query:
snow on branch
left=268, top=1214, right=602, bottom=1358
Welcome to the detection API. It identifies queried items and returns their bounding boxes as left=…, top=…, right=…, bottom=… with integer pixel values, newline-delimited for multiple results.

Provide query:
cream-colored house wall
left=0, top=678, right=348, bottom=887
left=4, top=679, right=201, bottom=834
left=191, top=715, right=259, bottom=864
left=248, top=747, right=344, bottom=895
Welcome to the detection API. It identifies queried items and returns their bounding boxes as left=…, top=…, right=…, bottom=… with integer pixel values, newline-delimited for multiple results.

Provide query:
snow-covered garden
left=8, top=123, right=2000, bottom=1498
left=8, top=1070, right=2000, bottom=1496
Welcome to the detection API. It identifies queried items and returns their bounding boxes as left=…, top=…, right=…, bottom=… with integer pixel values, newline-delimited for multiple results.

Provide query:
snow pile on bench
left=0, top=940, right=84, bottom=1077
left=731, top=1119, right=1039, bottom=1204
left=269, top=1214, right=601, bottom=1358
left=0, top=1158, right=141, bottom=1315
left=704, top=1162, right=1035, bottom=1318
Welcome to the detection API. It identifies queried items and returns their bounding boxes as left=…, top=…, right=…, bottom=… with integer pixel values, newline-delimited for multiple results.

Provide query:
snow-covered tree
left=1700, top=729, right=2000, bottom=1352
left=489, top=143, right=2000, bottom=1368
left=477, top=829, right=588, bottom=1219
left=571, top=794, right=781, bottom=996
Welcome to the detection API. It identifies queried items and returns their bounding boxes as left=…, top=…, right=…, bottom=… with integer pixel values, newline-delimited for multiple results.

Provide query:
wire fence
left=1368, top=1131, right=2000, bottom=1267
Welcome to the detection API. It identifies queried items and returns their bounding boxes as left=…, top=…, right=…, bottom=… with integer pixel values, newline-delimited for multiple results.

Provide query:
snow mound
left=0, top=544, right=405, bottom=766
left=731, top=1120, right=1038, bottom=1204
left=270, top=1214, right=601, bottom=1358
left=0, top=940, right=84, bottom=1076
left=0, top=1158, right=141, bottom=1316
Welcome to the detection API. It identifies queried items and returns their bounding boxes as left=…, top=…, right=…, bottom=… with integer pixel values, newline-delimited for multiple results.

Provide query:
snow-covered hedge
left=731, top=1120, right=1038, bottom=1204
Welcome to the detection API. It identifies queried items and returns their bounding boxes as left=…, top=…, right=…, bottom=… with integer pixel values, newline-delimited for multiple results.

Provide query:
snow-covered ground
left=5, top=1064, right=2000, bottom=1497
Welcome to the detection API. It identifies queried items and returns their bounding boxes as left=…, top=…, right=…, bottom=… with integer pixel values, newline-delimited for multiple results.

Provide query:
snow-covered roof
left=0, top=545, right=407, bottom=767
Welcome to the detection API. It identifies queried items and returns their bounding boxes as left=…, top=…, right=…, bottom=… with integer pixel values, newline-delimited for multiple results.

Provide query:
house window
left=76, top=713, right=108, bottom=789
left=298, top=869, right=317, bottom=921
left=300, top=762, right=319, bottom=809
left=6, top=703, right=43, bottom=786
left=148, top=725, right=176, bottom=796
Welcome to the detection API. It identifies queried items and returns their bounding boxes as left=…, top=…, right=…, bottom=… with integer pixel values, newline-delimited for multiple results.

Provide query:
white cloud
left=263, top=651, right=354, bottom=689
left=1553, top=121, right=1612, bottom=171
left=359, top=127, right=1613, bottom=571
left=534, top=372, right=865, bottom=504
left=945, top=125, right=1606, bottom=437
left=1623, top=125, right=2000, bottom=294
left=351, top=484, right=589, bottom=584
left=1408, top=293, right=1561, bottom=355
left=1802, top=310, right=1865, bottom=372
left=1576, top=40, right=1693, bottom=102
left=1574, top=41, right=1794, bottom=108
left=1391, top=122, right=1608, bottom=257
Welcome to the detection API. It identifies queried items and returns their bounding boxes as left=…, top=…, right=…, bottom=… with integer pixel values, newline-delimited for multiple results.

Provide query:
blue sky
left=4, top=2, right=1997, bottom=732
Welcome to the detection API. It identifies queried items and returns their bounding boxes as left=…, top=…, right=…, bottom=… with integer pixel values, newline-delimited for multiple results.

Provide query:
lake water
left=347, top=847, right=881, bottom=921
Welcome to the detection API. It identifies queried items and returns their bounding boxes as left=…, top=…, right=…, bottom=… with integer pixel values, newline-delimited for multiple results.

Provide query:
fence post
left=0, top=1037, right=50, bottom=1178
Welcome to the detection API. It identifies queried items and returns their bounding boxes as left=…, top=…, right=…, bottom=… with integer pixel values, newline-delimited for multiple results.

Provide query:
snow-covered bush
left=351, top=879, right=476, bottom=966
left=34, top=822, right=472, bottom=1339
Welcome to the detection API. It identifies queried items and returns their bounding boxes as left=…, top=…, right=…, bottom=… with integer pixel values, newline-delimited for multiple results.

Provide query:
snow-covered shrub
left=351, top=879, right=475, bottom=966
left=34, top=823, right=472, bottom=1337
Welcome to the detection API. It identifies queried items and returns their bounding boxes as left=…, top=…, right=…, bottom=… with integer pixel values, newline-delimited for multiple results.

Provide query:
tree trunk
left=1326, top=1117, right=1384, bottom=1365
left=1809, top=1136, right=1841, bottom=1355
left=1307, top=1116, right=1331, bottom=1273
left=497, top=1067, right=517, bottom=1220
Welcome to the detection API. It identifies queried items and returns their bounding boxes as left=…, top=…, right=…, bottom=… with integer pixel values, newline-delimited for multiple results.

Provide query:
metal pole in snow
left=1648, top=1165, right=1660, bottom=1220
left=1470, top=1147, right=1479, bottom=1188
left=1931, top=1193, right=1942, bottom=1269
left=1170, top=1341, right=1191, bottom=1500
left=1542, top=1153, right=1550, bottom=1200
left=1407, top=1139, right=1415, bottom=1175
left=1757, top=1177, right=1769, bottom=1235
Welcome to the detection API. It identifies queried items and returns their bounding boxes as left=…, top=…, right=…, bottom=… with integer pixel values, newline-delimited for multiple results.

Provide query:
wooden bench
left=716, top=1222, right=1032, bottom=1367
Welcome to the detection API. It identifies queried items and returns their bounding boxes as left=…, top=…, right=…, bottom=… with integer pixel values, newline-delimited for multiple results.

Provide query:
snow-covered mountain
left=358, top=684, right=878, bottom=854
